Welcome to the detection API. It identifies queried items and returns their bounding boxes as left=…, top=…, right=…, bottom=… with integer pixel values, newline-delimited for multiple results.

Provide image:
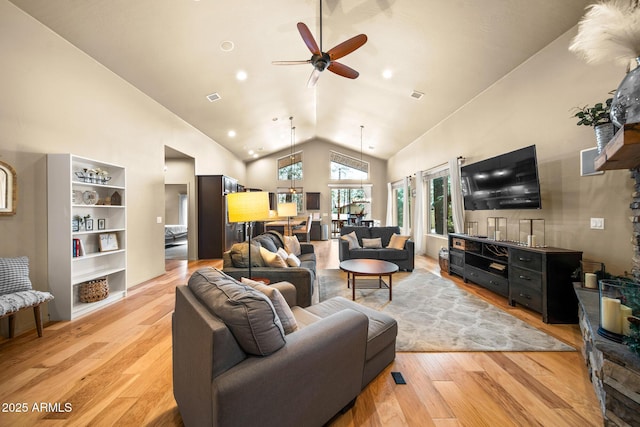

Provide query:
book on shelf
left=72, top=238, right=85, bottom=257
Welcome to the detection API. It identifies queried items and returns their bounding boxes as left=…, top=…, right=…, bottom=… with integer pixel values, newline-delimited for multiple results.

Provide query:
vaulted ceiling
left=10, top=0, right=592, bottom=161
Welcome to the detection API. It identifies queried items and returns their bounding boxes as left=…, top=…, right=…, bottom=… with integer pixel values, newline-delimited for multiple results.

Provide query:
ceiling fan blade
left=327, top=61, right=359, bottom=79
left=327, top=34, right=367, bottom=61
left=307, top=68, right=322, bottom=88
left=297, top=22, right=321, bottom=55
left=272, top=60, right=312, bottom=65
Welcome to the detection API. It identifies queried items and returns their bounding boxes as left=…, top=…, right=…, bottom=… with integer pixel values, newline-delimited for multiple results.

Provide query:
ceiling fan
left=272, top=1, right=368, bottom=88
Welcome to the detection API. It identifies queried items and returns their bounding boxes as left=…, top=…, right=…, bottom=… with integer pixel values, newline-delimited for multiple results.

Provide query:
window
left=390, top=179, right=411, bottom=231
left=426, top=171, right=454, bottom=236
left=277, top=187, right=303, bottom=212
left=394, top=186, right=404, bottom=228
left=330, top=151, right=368, bottom=180
left=278, top=151, right=303, bottom=181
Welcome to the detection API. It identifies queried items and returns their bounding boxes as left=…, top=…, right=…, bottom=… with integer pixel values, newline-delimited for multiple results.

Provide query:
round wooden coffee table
left=339, top=259, right=399, bottom=301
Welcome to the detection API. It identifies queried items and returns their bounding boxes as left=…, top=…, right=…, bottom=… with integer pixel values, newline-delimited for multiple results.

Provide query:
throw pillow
left=362, top=237, right=383, bottom=249
left=0, top=257, right=33, bottom=295
left=340, top=231, right=361, bottom=249
left=283, top=235, right=301, bottom=256
left=188, top=268, right=285, bottom=356
left=277, top=247, right=289, bottom=261
left=229, top=242, right=263, bottom=268
left=260, top=247, right=288, bottom=268
left=241, top=277, right=298, bottom=334
left=387, top=234, right=410, bottom=250
left=286, top=253, right=301, bottom=267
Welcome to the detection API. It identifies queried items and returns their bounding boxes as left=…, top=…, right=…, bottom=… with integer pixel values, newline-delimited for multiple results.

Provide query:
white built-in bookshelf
left=47, top=154, right=127, bottom=320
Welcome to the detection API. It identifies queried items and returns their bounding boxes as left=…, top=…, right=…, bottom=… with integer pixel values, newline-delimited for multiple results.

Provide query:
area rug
left=318, top=268, right=574, bottom=352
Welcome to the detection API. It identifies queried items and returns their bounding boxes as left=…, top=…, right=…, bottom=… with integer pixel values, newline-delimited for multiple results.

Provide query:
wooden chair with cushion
left=0, top=257, right=54, bottom=337
left=293, top=214, right=313, bottom=242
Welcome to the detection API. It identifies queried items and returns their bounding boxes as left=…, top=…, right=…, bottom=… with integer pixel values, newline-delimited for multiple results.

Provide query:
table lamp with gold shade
left=277, top=202, right=298, bottom=236
left=227, top=191, right=270, bottom=278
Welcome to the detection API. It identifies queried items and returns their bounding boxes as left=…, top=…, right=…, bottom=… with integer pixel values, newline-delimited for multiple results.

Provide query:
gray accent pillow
left=0, top=257, right=33, bottom=295
left=229, top=242, right=264, bottom=268
left=362, top=238, right=383, bottom=249
left=253, top=234, right=278, bottom=253
left=188, top=268, right=285, bottom=356
left=241, top=277, right=298, bottom=334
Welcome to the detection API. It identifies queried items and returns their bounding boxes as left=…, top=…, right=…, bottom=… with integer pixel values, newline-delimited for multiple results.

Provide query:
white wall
left=388, top=26, right=632, bottom=274
left=0, top=1, right=245, bottom=333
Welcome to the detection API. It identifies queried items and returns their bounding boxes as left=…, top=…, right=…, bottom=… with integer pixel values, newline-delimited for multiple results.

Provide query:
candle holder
left=518, top=218, right=545, bottom=247
left=580, top=260, right=605, bottom=290
left=598, top=278, right=639, bottom=343
left=487, top=217, right=506, bottom=241
left=465, top=221, right=478, bottom=236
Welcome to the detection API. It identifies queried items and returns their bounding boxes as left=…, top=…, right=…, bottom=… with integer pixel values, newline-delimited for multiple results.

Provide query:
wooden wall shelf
left=595, top=123, right=640, bottom=171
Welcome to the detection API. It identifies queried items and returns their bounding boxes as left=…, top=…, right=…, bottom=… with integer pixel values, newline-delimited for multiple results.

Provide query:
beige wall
left=388, top=27, right=632, bottom=275
left=245, top=139, right=387, bottom=227
left=0, top=1, right=245, bottom=333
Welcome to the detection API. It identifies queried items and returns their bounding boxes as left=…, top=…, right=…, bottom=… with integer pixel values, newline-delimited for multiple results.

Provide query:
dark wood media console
left=448, top=233, right=582, bottom=323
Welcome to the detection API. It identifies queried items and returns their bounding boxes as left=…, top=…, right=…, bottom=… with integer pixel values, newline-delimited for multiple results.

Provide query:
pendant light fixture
left=289, top=116, right=296, bottom=194
left=360, top=125, right=364, bottom=192
left=353, top=125, right=368, bottom=204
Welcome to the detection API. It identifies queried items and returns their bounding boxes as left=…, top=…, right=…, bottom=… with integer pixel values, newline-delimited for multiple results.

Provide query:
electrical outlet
left=157, top=216, right=163, bottom=224
left=590, top=218, right=604, bottom=230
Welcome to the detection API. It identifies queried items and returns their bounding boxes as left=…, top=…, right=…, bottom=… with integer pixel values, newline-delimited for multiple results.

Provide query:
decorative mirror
left=0, top=160, right=17, bottom=215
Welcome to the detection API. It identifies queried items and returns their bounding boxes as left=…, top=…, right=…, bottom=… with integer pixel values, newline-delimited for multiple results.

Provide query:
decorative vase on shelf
left=595, top=122, right=615, bottom=153
left=611, top=57, right=640, bottom=128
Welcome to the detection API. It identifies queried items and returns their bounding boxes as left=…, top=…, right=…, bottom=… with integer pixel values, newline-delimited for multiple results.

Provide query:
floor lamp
left=227, top=191, right=270, bottom=279
left=277, top=202, right=297, bottom=236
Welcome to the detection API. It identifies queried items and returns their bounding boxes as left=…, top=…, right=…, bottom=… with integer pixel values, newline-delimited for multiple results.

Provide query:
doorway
left=164, top=146, right=196, bottom=261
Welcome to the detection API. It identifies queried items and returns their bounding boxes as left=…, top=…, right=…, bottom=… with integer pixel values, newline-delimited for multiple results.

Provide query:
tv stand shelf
left=448, top=233, right=582, bottom=323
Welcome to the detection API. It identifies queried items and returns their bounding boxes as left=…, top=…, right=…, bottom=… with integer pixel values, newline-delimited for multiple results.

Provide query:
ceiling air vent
left=410, top=90, right=424, bottom=100
left=206, top=92, right=221, bottom=102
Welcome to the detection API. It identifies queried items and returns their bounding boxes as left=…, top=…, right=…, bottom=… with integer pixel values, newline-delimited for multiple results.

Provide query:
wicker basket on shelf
left=79, top=277, right=109, bottom=303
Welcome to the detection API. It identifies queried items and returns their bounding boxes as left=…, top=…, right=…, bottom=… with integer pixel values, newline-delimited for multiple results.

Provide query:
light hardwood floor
left=0, top=240, right=603, bottom=426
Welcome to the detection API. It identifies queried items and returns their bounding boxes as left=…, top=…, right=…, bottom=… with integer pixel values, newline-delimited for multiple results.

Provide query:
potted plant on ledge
left=573, top=95, right=615, bottom=153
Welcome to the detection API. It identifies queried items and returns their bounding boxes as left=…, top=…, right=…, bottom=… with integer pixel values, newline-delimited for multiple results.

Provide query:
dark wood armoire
left=197, top=175, right=242, bottom=259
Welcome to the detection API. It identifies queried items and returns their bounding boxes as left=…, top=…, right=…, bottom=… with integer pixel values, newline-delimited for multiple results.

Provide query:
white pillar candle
left=527, top=235, right=537, bottom=247
left=584, top=273, right=598, bottom=289
left=621, top=304, right=633, bottom=336
left=601, top=297, right=622, bottom=334
left=494, top=230, right=501, bottom=240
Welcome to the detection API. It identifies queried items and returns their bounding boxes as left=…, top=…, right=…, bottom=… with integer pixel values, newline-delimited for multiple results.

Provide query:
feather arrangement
left=569, top=0, right=640, bottom=66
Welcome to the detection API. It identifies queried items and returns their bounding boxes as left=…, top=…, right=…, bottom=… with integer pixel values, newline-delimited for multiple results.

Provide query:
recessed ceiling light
left=382, top=69, right=393, bottom=79
left=236, top=70, right=248, bottom=81
left=220, top=41, right=234, bottom=52
left=228, top=130, right=236, bottom=137
left=253, top=153, right=259, bottom=158
left=248, top=149, right=254, bottom=155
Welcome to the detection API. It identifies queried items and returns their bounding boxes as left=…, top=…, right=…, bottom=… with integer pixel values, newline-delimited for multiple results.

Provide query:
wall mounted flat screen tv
left=461, top=145, right=541, bottom=210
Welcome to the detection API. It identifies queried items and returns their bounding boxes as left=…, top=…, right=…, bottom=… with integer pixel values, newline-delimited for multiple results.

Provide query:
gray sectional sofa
left=222, top=231, right=316, bottom=307
left=339, top=226, right=415, bottom=271
left=172, top=268, right=397, bottom=427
